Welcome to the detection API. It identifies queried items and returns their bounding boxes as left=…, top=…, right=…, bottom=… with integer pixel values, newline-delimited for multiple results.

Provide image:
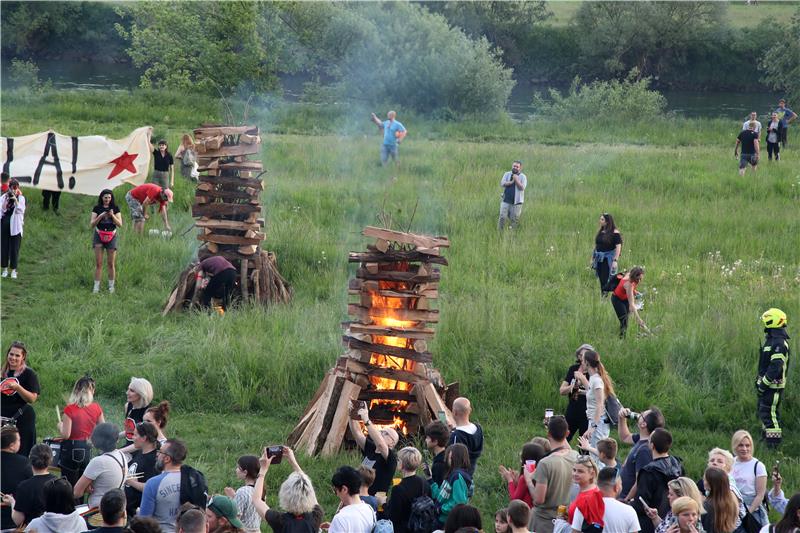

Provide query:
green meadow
left=1, top=90, right=798, bottom=522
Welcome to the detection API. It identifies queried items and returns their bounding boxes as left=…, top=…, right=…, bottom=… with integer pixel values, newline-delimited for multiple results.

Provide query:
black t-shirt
left=595, top=231, right=622, bottom=253
left=93, top=205, right=121, bottom=232
left=1, top=451, right=33, bottom=529
left=1, top=367, right=40, bottom=415
left=381, top=475, right=430, bottom=533
left=265, top=505, right=324, bottom=532
left=361, top=437, right=398, bottom=495
left=13, top=473, right=56, bottom=522
left=152, top=150, right=174, bottom=171
left=738, top=130, right=759, bottom=154
left=124, top=403, right=149, bottom=444
left=503, top=180, right=516, bottom=204
left=125, top=449, right=158, bottom=514
left=430, top=450, right=447, bottom=488
left=564, top=363, right=588, bottom=407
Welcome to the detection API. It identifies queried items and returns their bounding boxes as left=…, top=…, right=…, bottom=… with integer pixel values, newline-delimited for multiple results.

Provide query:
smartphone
left=423, top=462, right=432, bottom=478
left=266, top=445, right=283, bottom=464
left=350, top=400, right=367, bottom=420
left=437, top=410, right=447, bottom=424
left=638, top=496, right=649, bottom=508
left=772, top=460, right=780, bottom=476
left=545, top=408, right=554, bottom=419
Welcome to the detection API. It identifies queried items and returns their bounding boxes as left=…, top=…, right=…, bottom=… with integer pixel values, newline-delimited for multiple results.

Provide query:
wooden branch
left=192, top=203, right=261, bottom=218
left=358, top=390, right=416, bottom=402
left=195, top=219, right=262, bottom=232
left=348, top=251, right=448, bottom=266
left=362, top=226, right=450, bottom=249
left=344, top=323, right=436, bottom=340
left=198, top=174, right=263, bottom=189
left=344, top=359, right=422, bottom=385
left=343, top=336, right=433, bottom=364
left=194, top=125, right=259, bottom=137
left=348, top=288, right=439, bottom=300
left=347, top=304, right=439, bottom=323
left=349, top=278, right=438, bottom=294
left=196, top=143, right=260, bottom=159
left=197, top=233, right=264, bottom=246
left=195, top=188, right=260, bottom=201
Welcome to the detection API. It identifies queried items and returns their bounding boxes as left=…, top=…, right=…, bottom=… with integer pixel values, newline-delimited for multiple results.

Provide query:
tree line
left=2, top=1, right=797, bottom=114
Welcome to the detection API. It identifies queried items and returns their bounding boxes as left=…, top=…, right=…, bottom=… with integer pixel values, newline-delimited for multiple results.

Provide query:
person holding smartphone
left=560, top=344, right=592, bottom=441
left=1, top=178, right=26, bottom=279
left=90, top=189, right=122, bottom=293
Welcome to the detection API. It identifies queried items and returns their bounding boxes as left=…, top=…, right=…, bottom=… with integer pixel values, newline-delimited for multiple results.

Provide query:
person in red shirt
left=499, top=442, right=548, bottom=507
left=57, top=375, right=105, bottom=486
left=125, top=183, right=173, bottom=234
left=569, top=455, right=605, bottom=530
left=610, top=266, right=649, bottom=337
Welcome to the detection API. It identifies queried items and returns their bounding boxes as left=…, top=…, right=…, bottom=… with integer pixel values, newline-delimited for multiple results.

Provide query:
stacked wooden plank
left=163, top=125, right=291, bottom=314
left=287, top=226, right=456, bottom=456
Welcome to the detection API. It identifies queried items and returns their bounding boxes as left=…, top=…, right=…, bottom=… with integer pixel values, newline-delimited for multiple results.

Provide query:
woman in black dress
left=559, top=343, right=593, bottom=442
left=1, top=341, right=39, bottom=456
left=590, top=213, right=623, bottom=296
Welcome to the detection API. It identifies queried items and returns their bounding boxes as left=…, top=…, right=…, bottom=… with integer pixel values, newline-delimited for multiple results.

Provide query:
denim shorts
left=739, top=153, right=758, bottom=169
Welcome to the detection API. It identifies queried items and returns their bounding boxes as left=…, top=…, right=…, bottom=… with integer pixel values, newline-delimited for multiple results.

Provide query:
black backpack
left=180, top=464, right=208, bottom=509
left=603, top=273, right=624, bottom=292
left=408, top=495, right=438, bottom=533
left=604, top=393, right=624, bottom=426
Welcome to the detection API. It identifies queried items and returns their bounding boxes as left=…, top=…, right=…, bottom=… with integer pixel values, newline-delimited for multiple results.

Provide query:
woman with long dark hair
left=1, top=178, right=26, bottom=279
left=499, top=442, right=547, bottom=506
left=579, top=350, right=615, bottom=452
left=1, top=341, right=39, bottom=456
left=591, top=213, right=623, bottom=296
left=57, top=375, right=104, bottom=486
left=773, top=493, right=800, bottom=533
left=610, top=266, right=649, bottom=337
left=701, top=467, right=745, bottom=533
left=433, top=443, right=474, bottom=527
left=90, top=188, right=122, bottom=293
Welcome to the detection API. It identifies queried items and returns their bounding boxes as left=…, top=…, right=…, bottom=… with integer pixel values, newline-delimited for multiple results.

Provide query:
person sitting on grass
left=329, top=465, right=376, bottom=533
left=251, top=446, right=324, bottom=532
left=349, top=405, right=399, bottom=495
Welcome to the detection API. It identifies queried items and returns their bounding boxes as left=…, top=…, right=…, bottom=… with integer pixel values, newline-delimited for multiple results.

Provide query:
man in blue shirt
left=370, top=110, right=407, bottom=165
left=774, top=99, right=796, bottom=147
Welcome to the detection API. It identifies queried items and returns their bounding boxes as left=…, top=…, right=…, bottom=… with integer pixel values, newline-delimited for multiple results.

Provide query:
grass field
left=1, top=89, right=798, bottom=525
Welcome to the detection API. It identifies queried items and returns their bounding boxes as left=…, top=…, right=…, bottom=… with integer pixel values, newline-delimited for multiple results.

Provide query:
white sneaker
left=1, top=270, right=7, bottom=278
left=93, top=286, right=100, bottom=294
left=10, top=271, right=17, bottom=279
left=108, top=285, right=115, bottom=294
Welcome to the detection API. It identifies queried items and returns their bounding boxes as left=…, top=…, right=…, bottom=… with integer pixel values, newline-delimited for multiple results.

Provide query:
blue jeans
left=380, top=144, right=399, bottom=164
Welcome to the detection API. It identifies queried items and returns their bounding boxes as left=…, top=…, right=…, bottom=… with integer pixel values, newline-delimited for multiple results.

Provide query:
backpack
left=180, top=464, right=208, bottom=509
left=604, top=393, right=624, bottom=426
left=603, top=273, right=624, bottom=293
left=373, top=519, right=395, bottom=533
left=181, top=148, right=196, bottom=167
left=408, top=495, right=439, bottom=533
left=582, top=523, right=604, bottom=533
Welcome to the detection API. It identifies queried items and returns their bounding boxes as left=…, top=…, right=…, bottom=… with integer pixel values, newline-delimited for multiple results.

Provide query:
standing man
left=140, top=439, right=186, bottom=533
left=424, top=420, right=450, bottom=487
left=126, top=183, right=173, bottom=234
left=735, top=122, right=760, bottom=176
left=370, top=110, right=407, bottom=166
left=329, top=466, right=376, bottom=533
left=348, top=405, right=399, bottom=495
left=530, top=416, right=579, bottom=533
left=741, top=111, right=762, bottom=136
left=756, top=308, right=790, bottom=449
left=151, top=139, right=175, bottom=189
left=498, top=161, right=527, bottom=231
left=631, top=429, right=684, bottom=533
left=617, top=407, right=665, bottom=501
left=448, top=397, right=484, bottom=475
left=774, top=99, right=796, bottom=147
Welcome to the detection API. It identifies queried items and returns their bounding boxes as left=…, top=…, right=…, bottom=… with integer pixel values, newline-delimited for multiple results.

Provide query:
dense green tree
left=760, top=9, right=800, bottom=103
left=573, top=2, right=726, bottom=82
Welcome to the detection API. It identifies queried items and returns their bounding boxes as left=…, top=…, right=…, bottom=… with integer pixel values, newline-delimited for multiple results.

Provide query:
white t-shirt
left=767, top=121, right=780, bottom=143
left=82, top=450, right=127, bottom=507
left=732, top=458, right=767, bottom=500
left=329, top=502, right=376, bottom=533
left=586, top=374, right=605, bottom=421
left=572, top=497, right=640, bottom=533
left=742, top=120, right=762, bottom=133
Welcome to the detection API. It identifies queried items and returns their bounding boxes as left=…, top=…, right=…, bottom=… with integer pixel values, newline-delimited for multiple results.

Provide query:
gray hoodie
left=25, top=511, right=88, bottom=533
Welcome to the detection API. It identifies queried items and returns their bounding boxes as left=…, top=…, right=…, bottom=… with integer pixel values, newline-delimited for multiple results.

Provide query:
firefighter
left=756, top=308, right=790, bottom=448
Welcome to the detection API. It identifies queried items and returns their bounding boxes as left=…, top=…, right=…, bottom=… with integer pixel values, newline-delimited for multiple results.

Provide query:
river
left=10, top=59, right=785, bottom=121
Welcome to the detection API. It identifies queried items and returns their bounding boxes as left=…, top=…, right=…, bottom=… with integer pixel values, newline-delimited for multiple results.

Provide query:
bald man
left=448, top=397, right=484, bottom=475
left=349, top=405, right=399, bottom=495
left=370, top=110, right=407, bottom=166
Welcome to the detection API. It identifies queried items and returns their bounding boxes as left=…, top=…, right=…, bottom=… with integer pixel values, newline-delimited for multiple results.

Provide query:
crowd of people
left=734, top=100, right=795, bottom=176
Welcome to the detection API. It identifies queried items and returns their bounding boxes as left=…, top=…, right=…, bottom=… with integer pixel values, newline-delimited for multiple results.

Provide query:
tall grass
left=1, top=89, right=798, bottom=522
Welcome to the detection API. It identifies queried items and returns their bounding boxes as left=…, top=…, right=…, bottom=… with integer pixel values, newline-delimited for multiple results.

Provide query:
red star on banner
left=107, top=151, right=138, bottom=180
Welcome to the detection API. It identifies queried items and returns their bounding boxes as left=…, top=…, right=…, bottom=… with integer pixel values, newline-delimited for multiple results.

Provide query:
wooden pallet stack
left=163, top=124, right=290, bottom=314
left=287, top=226, right=457, bottom=456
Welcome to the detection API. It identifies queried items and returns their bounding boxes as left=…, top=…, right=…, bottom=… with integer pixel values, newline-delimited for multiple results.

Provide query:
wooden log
left=320, top=379, right=362, bottom=456
left=348, top=288, right=439, bottom=300
left=344, top=323, right=436, bottom=340
left=238, top=244, right=258, bottom=255
left=196, top=143, right=260, bottom=159
left=343, top=336, right=433, bottom=364
left=348, top=304, right=439, bottom=323
left=240, top=259, right=249, bottom=300
left=344, top=359, right=423, bottom=385
left=200, top=161, right=264, bottom=172
left=194, top=125, right=258, bottom=137
left=195, top=188, right=260, bottom=201
left=294, top=375, right=342, bottom=456
left=358, top=390, right=416, bottom=402
left=413, top=384, right=433, bottom=427
left=348, top=251, right=448, bottom=266
left=444, top=382, right=460, bottom=410
left=251, top=269, right=260, bottom=304
left=375, top=238, right=389, bottom=253
left=420, top=382, right=455, bottom=427
left=239, top=133, right=261, bottom=145
left=355, top=267, right=440, bottom=283
left=197, top=233, right=264, bottom=246
left=365, top=263, right=380, bottom=274
left=362, top=226, right=450, bottom=250
left=195, top=219, right=261, bottom=232
left=192, top=203, right=261, bottom=217
left=413, top=340, right=428, bottom=353
left=198, top=174, right=263, bottom=189
left=287, top=373, right=333, bottom=446
left=349, top=278, right=439, bottom=296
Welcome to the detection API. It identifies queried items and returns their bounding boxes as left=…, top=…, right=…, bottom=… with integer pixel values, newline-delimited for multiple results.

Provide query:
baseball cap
left=207, top=495, right=244, bottom=529
left=162, top=188, right=174, bottom=203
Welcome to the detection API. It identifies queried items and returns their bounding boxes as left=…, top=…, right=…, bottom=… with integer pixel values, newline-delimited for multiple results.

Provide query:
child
left=495, top=508, right=511, bottom=533
left=358, top=465, right=378, bottom=511
left=578, top=436, right=619, bottom=475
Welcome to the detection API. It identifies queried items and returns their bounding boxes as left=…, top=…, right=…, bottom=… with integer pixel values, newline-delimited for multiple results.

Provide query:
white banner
left=1, top=127, right=153, bottom=196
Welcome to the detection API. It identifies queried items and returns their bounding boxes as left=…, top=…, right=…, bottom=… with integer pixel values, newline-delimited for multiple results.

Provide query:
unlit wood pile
left=287, top=226, right=457, bottom=456
left=163, top=125, right=290, bottom=314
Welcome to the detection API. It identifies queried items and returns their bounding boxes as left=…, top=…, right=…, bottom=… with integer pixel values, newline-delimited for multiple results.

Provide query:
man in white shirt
left=329, top=466, right=376, bottom=533
left=573, top=467, right=640, bottom=533
left=742, top=112, right=762, bottom=135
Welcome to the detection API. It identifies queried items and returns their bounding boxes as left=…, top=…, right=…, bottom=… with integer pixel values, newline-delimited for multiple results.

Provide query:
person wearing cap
left=560, top=343, right=593, bottom=441
left=125, top=182, right=173, bottom=234
left=756, top=308, right=790, bottom=448
left=206, top=495, right=245, bottom=533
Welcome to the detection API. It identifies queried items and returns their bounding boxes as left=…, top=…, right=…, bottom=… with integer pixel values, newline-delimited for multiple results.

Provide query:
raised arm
left=252, top=448, right=275, bottom=519
left=349, top=417, right=367, bottom=450
left=360, top=408, right=389, bottom=459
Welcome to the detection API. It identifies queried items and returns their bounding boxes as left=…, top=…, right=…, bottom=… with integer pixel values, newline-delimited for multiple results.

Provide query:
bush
left=533, top=70, right=666, bottom=121
left=8, top=58, right=41, bottom=89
